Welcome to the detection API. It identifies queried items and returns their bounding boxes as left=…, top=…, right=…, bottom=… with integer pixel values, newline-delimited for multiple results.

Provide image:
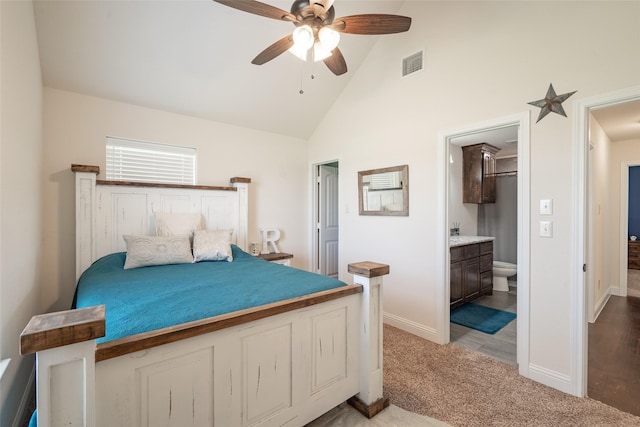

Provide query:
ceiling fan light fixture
left=318, top=26, right=340, bottom=51
left=288, top=43, right=309, bottom=61
left=312, top=42, right=332, bottom=61
left=292, top=25, right=314, bottom=50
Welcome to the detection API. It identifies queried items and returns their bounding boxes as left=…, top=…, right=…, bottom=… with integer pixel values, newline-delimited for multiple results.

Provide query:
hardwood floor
left=450, top=285, right=517, bottom=366
left=588, top=295, right=640, bottom=417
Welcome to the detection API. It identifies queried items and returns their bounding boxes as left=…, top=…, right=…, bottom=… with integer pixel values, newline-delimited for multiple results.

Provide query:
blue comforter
left=75, top=245, right=346, bottom=343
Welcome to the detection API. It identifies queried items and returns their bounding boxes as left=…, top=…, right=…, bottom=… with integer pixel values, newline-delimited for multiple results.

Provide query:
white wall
left=448, top=144, right=478, bottom=237
left=42, top=88, right=310, bottom=311
left=588, top=115, right=612, bottom=316
left=308, top=1, right=640, bottom=393
left=0, top=1, right=43, bottom=425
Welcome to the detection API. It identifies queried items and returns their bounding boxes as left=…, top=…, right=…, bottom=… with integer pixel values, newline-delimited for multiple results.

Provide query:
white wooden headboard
left=72, top=165, right=250, bottom=280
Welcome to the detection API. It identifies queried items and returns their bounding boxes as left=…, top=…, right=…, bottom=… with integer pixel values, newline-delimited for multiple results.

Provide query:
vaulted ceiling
left=33, top=1, right=640, bottom=142
left=33, top=0, right=405, bottom=140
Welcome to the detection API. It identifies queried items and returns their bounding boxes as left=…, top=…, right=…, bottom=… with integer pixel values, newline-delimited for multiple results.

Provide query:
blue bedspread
left=75, top=245, right=346, bottom=343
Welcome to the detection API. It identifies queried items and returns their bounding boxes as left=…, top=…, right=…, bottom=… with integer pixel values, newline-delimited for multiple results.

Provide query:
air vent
left=402, top=50, right=424, bottom=77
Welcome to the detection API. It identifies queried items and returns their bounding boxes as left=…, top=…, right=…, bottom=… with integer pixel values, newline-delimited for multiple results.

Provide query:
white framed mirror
left=358, top=164, right=409, bottom=216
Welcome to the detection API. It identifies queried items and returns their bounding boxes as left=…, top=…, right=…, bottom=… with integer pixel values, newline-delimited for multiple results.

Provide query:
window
left=106, top=137, right=197, bottom=185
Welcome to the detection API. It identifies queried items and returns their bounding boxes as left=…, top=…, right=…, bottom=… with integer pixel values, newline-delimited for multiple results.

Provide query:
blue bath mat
left=450, top=303, right=516, bottom=334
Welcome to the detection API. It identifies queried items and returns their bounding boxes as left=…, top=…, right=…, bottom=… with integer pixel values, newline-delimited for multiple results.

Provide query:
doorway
left=449, top=127, right=519, bottom=365
left=580, top=90, right=640, bottom=407
left=438, top=112, right=531, bottom=376
left=312, top=161, right=339, bottom=278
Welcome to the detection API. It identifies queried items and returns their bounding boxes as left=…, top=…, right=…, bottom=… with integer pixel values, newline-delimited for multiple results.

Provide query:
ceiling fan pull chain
left=299, top=67, right=304, bottom=95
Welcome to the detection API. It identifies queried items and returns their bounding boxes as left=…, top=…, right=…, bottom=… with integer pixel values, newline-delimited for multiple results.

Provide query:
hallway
left=588, top=295, right=640, bottom=416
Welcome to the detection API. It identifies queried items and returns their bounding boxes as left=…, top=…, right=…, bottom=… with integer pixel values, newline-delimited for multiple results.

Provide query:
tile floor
left=450, top=283, right=517, bottom=366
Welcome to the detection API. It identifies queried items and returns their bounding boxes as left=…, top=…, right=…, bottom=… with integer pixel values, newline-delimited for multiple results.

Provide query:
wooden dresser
left=628, top=241, right=640, bottom=269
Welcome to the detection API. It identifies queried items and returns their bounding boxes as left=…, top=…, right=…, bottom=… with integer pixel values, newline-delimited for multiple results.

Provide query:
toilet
left=493, top=261, right=517, bottom=292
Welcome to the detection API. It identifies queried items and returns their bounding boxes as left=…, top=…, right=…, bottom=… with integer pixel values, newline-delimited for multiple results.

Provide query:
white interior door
left=318, top=164, right=339, bottom=277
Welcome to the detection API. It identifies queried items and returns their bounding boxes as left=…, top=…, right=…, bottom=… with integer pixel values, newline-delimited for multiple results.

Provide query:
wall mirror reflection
left=358, top=164, right=409, bottom=216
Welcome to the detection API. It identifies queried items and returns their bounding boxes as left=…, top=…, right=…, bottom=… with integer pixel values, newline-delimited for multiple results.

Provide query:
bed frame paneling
left=21, top=165, right=390, bottom=427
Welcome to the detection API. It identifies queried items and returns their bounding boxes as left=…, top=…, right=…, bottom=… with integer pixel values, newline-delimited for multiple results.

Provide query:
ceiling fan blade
left=252, top=35, right=294, bottom=65
left=323, top=47, right=347, bottom=76
left=213, top=0, right=296, bottom=22
left=332, top=14, right=411, bottom=35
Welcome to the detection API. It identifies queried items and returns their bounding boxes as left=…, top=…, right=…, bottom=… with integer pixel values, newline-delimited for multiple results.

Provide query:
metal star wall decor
left=528, top=83, right=577, bottom=123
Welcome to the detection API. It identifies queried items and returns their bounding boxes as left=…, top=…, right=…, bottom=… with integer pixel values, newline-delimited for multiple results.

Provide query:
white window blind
left=370, top=171, right=401, bottom=190
left=106, top=137, right=196, bottom=185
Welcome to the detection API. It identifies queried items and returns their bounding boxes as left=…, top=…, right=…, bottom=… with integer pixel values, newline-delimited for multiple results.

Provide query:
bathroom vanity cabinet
left=462, top=143, right=500, bottom=204
left=450, top=240, right=493, bottom=308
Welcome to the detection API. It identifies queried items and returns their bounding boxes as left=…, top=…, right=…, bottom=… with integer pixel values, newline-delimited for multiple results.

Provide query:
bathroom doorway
left=449, top=128, right=519, bottom=365
left=438, top=112, right=531, bottom=376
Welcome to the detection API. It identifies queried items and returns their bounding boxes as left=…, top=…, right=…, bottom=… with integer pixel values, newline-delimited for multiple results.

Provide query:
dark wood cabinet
left=450, top=240, right=493, bottom=308
left=629, top=241, right=640, bottom=269
left=462, top=143, right=500, bottom=204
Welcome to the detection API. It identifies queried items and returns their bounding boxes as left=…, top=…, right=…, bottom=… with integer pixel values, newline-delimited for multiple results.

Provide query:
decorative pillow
left=123, top=235, right=194, bottom=269
left=155, top=212, right=203, bottom=238
left=192, top=229, right=234, bottom=262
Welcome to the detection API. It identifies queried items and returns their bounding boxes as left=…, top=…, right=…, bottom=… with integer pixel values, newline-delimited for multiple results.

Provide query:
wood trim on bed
left=71, top=163, right=251, bottom=191
left=348, top=395, right=390, bottom=419
left=348, top=261, right=390, bottom=278
left=95, top=285, right=362, bottom=362
left=20, top=305, right=105, bottom=355
left=95, top=179, right=238, bottom=192
left=71, top=164, right=100, bottom=174
left=230, top=176, right=252, bottom=184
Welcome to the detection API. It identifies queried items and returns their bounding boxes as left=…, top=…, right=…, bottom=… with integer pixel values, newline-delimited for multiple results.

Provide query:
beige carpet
left=383, top=324, right=640, bottom=426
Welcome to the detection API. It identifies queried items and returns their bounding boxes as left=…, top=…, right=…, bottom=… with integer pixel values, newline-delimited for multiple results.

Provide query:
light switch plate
left=540, top=221, right=553, bottom=237
left=540, top=199, right=553, bottom=215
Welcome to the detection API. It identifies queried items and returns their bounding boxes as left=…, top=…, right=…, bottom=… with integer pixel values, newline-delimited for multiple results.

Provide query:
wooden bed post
left=20, top=306, right=106, bottom=427
left=347, top=261, right=390, bottom=418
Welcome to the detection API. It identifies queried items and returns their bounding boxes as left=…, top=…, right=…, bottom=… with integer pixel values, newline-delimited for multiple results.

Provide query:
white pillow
left=155, top=212, right=203, bottom=238
left=123, top=235, right=194, bottom=269
left=192, top=229, right=234, bottom=262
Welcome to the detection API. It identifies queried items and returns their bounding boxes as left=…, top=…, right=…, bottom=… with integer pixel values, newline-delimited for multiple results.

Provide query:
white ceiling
left=591, top=99, right=640, bottom=142
left=33, top=0, right=405, bottom=140
left=33, top=1, right=640, bottom=143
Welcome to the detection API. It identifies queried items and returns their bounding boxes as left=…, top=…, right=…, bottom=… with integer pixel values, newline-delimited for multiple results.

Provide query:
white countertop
left=449, top=235, right=495, bottom=247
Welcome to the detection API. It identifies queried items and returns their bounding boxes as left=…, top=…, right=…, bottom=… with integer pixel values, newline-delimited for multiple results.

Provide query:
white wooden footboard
left=21, top=263, right=389, bottom=427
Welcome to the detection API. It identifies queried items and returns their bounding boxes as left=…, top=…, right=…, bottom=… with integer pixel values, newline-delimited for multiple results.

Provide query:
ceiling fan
left=213, top=0, right=412, bottom=76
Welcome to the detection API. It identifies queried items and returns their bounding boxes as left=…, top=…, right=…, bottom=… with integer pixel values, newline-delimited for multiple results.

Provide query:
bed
left=20, top=165, right=390, bottom=427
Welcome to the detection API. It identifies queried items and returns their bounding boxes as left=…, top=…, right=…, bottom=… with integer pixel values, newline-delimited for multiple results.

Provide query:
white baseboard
left=383, top=312, right=439, bottom=343
left=592, top=291, right=611, bottom=322
left=610, top=286, right=624, bottom=297
left=11, top=365, right=35, bottom=427
left=528, top=363, right=574, bottom=395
